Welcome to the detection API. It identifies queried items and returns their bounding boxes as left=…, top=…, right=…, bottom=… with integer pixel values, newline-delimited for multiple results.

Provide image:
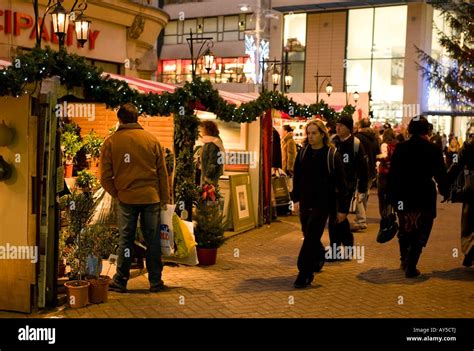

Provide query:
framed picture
left=229, top=174, right=256, bottom=232
left=218, top=176, right=233, bottom=230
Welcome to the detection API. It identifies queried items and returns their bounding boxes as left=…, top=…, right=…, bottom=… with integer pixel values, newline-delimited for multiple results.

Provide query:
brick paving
left=1, top=192, right=473, bottom=318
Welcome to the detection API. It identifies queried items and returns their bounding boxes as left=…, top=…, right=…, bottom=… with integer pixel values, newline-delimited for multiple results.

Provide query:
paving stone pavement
left=1, top=192, right=473, bottom=318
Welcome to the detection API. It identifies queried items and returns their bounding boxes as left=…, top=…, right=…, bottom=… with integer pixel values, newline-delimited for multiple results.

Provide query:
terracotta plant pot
left=64, top=163, right=73, bottom=178
left=64, top=280, right=90, bottom=308
left=88, top=275, right=110, bottom=304
left=196, top=247, right=218, bottom=266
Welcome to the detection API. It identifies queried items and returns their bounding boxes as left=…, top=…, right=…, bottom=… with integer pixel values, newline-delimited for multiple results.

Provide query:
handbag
left=376, top=205, right=399, bottom=243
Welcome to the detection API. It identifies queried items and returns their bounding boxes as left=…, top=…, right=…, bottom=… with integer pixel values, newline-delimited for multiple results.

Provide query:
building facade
left=0, top=0, right=169, bottom=79
left=270, top=0, right=472, bottom=136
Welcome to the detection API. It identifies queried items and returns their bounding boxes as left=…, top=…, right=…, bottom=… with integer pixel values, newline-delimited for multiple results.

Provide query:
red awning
left=103, top=73, right=177, bottom=94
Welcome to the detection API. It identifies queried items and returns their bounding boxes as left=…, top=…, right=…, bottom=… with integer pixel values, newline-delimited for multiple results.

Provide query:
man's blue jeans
left=113, top=202, right=162, bottom=288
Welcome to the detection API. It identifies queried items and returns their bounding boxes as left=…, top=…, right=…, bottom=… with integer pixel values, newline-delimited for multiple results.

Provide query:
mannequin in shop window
left=198, top=121, right=225, bottom=185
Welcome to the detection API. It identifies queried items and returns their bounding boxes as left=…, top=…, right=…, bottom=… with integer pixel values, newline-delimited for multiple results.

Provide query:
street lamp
left=345, top=84, right=359, bottom=105
left=284, top=73, right=293, bottom=92
left=35, top=0, right=91, bottom=49
left=353, top=91, right=360, bottom=104
left=186, top=29, right=215, bottom=79
left=260, top=58, right=281, bottom=92
left=314, top=71, right=332, bottom=103
left=271, top=66, right=280, bottom=91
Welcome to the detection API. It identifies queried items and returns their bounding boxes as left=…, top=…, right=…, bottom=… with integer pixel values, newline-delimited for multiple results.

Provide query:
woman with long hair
left=198, top=121, right=225, bottom=185
left=291, top=119, right=350, bottom=288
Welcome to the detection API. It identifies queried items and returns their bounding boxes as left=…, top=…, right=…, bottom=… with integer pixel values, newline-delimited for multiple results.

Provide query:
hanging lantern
left=74, top=12, right=91, bottom=48
left=353, top=91, right=360, bottom=103
left=203, top=48, right=215, bottom=73
left=51, top=2, right=69, bottom=43
left=326, top=82, right=333, bottom=97
left=284, top=74, right=293, bottom=90
left=0, top=120, right=14, bottom=146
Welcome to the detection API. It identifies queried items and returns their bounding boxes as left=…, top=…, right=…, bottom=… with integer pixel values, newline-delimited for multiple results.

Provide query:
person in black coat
left=272, top=127, right=282, bottom=170
left=387, top=116, right=448, bottom=278
left=292, top=119, right=350, bottom=288
left=447, top=127, right=474, bottom=267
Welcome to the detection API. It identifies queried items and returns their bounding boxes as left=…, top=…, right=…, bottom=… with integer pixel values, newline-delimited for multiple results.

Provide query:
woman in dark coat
left=292, top=119, right=350, bottom=288
left=198, top=121, right=225, bottom=185
left=447, top=127, right=474, bottom=267
left=387, top=116, right=448, bottom=278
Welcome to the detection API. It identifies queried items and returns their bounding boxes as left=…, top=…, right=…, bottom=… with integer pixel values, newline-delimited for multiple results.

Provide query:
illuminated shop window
left=283, top=13, right=307, bottom=92
left=346, top=6, right=407, bottom=121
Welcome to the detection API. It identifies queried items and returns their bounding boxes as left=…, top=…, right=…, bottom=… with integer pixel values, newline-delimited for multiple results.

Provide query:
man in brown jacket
left=100, top=103, right=169, bottom=293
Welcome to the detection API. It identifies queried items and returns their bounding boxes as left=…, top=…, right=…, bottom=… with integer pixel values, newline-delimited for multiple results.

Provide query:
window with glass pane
left=347, top=8, right=373, bottom=59
left=371, top=59, right=404, bottom=103
left=183, top=19, right=197, bottom=35
left=373, top=6, right=407, bottom=58
left=204, top=17, right=217, bottom=33
left=284, top=13, right=306, bottom=51
left=287, top=62, right=304, bottom=93
left=346, top=59, right=371, bottom=93
left=165, top=21, right=178, bottom=35
left=224, top=16, right=238, bottom=31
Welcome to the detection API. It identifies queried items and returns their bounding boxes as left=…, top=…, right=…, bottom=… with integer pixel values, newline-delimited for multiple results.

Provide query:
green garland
left=0, top=47, right=355, bottom=123
left=0, top=47, right=357, bottom=215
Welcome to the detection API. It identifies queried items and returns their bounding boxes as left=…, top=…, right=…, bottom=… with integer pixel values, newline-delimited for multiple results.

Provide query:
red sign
left=0, top=9, right=100, bottom=50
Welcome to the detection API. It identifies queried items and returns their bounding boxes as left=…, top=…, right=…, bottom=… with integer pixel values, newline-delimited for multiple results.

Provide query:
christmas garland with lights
left=0, top=47, right=354, bottom=122
left=0, top=47, right=355, bottom=213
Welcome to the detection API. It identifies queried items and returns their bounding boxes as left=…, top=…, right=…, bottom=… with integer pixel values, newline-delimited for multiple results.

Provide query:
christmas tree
left=416, top=0, right=473, bottom=107
left=194, top=184, right=226, bottom=249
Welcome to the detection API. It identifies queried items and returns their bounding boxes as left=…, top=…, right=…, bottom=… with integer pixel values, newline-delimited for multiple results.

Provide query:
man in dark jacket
left=355, top=118, right=380, bottom=230
left=331, top=115, right=369, bottom=246
left=387, top=116, right=448, bottom=278
left=447, top=127, right=474, bottom=267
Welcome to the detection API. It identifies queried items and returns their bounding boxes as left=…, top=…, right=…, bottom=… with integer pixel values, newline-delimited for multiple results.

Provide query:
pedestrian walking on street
left=331, top=115, right=369, bottom=237
left=387, top=116, right=448, bottom=278
left=292, top=120, right=350, bottom=288
left=376, top=128, right=398, bottom=218
left=281, top=125, right=297, bottom=177
left=355, top=118, right=380, bottom=229
left=447, top=127, right=474, bottom=267
left=100, top=103, right=170, bottom=292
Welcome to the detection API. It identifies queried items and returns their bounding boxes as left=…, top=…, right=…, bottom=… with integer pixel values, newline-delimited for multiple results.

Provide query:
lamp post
left=345, top=84, right=359, bottom=105
left=260, top=58, right=281, bottom=93
left=186, top=29, right=215, bottom=80
left=314, top=71, right=332, bottom=103
left=34, top=0, right=91, bottom=50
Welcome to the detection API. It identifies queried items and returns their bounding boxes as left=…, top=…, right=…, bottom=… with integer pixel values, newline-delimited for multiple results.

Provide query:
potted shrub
left=194, top=183, right=226, bottom=265
left=61, top=131, right=83, bottom=178
left=61, top=190, right=95, bottom=308
left=82, top=224, right=118, bottom=304
left=83, top=130, right=103, bottom=175
left=63, top=241, right=90, bottom=308
left=75, top=170, right=98, bottom=193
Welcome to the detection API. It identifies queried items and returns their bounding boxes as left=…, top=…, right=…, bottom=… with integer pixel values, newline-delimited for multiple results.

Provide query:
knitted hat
left=337, top=115, right=354, bottom=132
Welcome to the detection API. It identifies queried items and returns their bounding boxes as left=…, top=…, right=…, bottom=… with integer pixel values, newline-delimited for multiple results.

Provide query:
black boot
left=294, top=272, right=314, bottom=288
left=399, top=237, right=409, bottom=270
left=405, top=245, right=423, bottom=278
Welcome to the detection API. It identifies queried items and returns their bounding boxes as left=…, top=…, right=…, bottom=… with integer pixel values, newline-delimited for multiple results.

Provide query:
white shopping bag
left=160, top=204, right=176, bottom=256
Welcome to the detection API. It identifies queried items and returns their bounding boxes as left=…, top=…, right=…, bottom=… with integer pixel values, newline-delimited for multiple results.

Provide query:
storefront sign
left=0, top=9, right=100, bottom=49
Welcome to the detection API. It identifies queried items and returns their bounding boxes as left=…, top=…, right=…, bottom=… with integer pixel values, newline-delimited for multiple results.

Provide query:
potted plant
left=75, top=170, right=98, bottom=193
left=194, top=183, right=226, bottom=265
left=82, top=224, right=118, bottom=304
left=83, top=130, right=103, bottom=175
left=61, top=190, right=95, bottom=308
left=61, top=131, right=83, bottom=178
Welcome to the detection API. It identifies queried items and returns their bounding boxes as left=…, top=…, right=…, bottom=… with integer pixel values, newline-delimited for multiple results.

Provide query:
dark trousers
left=377, top=173, right=388, bottom=218
left=397, top=211, right=434, bottom=271
left=114, top=202, right=163, bottom=288
left=297, top=208, right=328, bottom=276
left=461, top=202, right=474, bottom=257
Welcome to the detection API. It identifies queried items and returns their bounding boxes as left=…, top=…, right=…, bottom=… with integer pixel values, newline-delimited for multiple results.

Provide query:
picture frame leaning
left=229, top=174, right=256, bottom=232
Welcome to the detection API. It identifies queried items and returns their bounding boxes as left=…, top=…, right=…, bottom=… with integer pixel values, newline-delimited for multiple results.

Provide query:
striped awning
left=103, top=73, right=178, bottom=94
left=0, top=59, right=11, bottom=68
